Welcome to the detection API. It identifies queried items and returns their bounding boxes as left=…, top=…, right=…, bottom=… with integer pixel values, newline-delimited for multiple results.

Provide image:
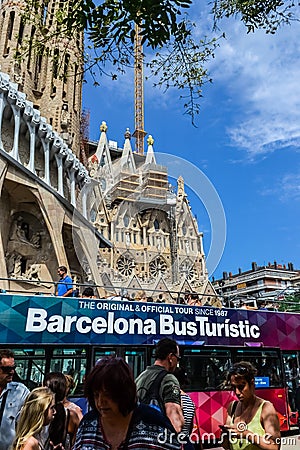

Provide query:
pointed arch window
left=100, top=178, right=106, bottom=191
left=123, top=215, right=129, bottom=227
left=90, top=207, right=97, bottom=223
left=100, top=154, right=106, bottom=166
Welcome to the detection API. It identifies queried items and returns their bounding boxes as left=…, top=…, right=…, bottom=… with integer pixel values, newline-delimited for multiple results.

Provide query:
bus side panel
left=189, top=388, right=290, bottom=443
left=189, top=390, right=236, bottom=442
left=257, top=387, right=290, bottom=431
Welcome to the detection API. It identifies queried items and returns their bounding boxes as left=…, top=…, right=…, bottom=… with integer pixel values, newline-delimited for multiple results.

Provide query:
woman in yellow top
left=221, top=361, right=281, bottom=450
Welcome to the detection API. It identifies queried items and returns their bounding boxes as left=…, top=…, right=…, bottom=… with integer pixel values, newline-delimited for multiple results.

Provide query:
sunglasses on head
left=95, top=356, right=124, bottom=365
left=228, top=365, right=248, bottom=375
left=0, top=365, right=16, bottom=373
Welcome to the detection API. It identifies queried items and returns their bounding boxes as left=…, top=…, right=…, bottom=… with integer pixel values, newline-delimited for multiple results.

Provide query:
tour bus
left=0, top=292, right=299, bottom=444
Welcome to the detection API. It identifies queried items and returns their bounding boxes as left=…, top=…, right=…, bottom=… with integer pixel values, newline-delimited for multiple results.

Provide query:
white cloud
left=83, top=5, right=300, bottom=158
left=152, top=4, right=300, bottom=158
left=262, top=171, right=300, bottom=201
left=207, top=19, right=300, bottom=157
left=279, top=173, right=300, bottom=201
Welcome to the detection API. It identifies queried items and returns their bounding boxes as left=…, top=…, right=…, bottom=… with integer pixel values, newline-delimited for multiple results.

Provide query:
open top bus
left=0, top=292, right=299, bottom=444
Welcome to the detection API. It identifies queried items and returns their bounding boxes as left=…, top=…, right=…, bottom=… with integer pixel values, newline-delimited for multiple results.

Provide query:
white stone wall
left=0, top=71, right=89, bottom=213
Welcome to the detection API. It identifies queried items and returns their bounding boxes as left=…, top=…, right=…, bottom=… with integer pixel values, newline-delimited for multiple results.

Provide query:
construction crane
left=132, top=24, right=147, bottom=154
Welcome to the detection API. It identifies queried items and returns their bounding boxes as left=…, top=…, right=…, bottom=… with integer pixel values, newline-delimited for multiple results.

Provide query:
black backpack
left=137, top=369, right=168, bottom=414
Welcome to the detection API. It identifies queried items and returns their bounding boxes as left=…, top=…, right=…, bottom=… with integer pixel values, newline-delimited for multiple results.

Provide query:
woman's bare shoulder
left=21, top=436, right=40, bottom=450
left=226, top=400, right=238, bottom=415
left=259, top=399, right=278, bottom=420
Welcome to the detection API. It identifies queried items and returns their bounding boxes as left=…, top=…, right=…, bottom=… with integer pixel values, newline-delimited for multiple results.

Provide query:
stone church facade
left=0, top=70, right=109, bottom=295
left=86, top=123, right=217, bottom=303
left=0, top=0, right=82, bottom=154
left=0, top=1, right=218, bottom=304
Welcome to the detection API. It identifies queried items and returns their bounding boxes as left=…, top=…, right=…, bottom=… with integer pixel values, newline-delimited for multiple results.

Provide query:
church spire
left=120, top=128, right=136, bottom=172
left=145, top=135, right=156, bottom=165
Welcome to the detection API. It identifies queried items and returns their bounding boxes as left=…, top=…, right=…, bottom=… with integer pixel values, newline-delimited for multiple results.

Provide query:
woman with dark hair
left=221, top=361, right=281, bottom=450
left=43, top=372, right=81, bottom=449
left=73, top=356, right=181, bottom=450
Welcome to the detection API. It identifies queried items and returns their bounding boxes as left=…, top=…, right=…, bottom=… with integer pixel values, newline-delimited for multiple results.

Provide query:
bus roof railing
left=0, top=277, right=299, bottom=311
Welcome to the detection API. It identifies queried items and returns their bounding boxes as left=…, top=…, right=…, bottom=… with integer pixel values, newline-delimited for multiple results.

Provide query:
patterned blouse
left=73, top=404, right=181, bottom=450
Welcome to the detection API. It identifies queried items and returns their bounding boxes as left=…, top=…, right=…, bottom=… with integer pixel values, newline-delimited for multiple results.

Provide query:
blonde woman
left=11, top=387, right=59, bottom=450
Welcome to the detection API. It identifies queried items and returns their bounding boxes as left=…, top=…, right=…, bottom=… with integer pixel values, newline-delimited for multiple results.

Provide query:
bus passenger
left=11, top=387, right=58, bottom=450
left=73, top=356, right=181, bottom=450
left=187, top=293, right=202, bottom=307
left=0, top=349, right=29, bottom=450
left=56, top=266, right=73, bottom=297
left=221, top=361, right=281, bottom=450
left=136, top=291, right=147, bottom=302
left=81, top=287, right=95, bottom=298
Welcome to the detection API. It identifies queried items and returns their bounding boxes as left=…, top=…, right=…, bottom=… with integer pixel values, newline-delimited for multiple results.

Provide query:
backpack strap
left=138, top=369, right=168, bottom=412
left=150, top=369, right=168, bottom=402
left=62, top=407, right=70, bottom=445
left=230, top=400, right=238, bottom=419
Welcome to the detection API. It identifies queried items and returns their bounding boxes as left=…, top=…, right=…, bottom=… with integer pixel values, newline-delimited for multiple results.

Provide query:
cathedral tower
left=0, top=0, right=83, bottom=155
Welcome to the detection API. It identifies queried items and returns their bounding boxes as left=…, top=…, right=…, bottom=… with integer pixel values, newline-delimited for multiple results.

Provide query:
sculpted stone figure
left=24, top=263, right=41, bottom=280
left=10, top=216, right=30, bottom=244
left=6, top=253, right=16, bottom=275
left=12, top=255, right=22, bottom=277
left=30, top=231, right=41, bottom=248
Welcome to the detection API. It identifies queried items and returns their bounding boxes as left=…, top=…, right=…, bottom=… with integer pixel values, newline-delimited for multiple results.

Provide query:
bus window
left=93, top=348, right=147, bottom=379
left=93, top=348, right=119, bottom=365
left=50, top=348, right=87, bottom=395
left=124, top=349, right=147, bottom=379
left=182, top=348, right=231, bottom=391
left=12, top=348, right=46, bottom=390
left=234, top=349, right=283, bottom=388
left=282, top=351, right=300, bottom=411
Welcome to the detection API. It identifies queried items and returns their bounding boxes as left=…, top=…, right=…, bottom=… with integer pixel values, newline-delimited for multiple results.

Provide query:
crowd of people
left=0, top=349, right=83, bottom=450
left=55, top=266, right=283, bottom=310
left=55, top=266, right=204, bottom=305
left=0, top=264, right=283, bottom=311
left=55, top=267, right=205, bottom=305
left=0, top=339, right=283, bottom=450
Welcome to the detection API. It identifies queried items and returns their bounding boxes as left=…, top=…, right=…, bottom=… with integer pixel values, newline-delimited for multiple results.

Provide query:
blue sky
left=82, top=5, right=300, bottom=280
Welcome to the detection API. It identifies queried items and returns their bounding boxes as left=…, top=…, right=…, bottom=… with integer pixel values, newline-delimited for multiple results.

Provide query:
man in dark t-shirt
left=136, top=338, right=184, bottom=433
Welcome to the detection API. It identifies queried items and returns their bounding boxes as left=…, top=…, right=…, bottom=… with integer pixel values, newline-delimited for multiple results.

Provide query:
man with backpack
left=136, top=338, right=185, bottom=433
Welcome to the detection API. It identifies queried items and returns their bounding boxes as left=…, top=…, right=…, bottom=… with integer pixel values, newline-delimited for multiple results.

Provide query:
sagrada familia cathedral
left=0, top=0, right=218, bottom=304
